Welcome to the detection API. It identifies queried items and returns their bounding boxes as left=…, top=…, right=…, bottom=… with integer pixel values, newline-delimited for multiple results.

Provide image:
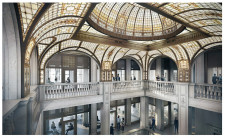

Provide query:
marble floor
left=113, top=122, right=177, bottom=135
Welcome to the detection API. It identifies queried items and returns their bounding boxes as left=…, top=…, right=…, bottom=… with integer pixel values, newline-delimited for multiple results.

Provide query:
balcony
left=3, top=80, right=222, bottom=134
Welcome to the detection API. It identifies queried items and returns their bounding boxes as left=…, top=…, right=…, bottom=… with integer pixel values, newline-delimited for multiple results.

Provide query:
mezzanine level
left=3, top=80, right=222, bottom=135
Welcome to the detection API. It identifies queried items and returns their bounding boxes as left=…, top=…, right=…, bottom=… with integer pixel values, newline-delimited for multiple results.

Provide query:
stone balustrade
left=37, top=81, right=222, bottom=102
left=41, top=82, right=99, bottom=100
left=3, top=81, right=222, bottom=135
left=194, top=83, right=222, bottom=101
left=3, top=85, right=41, bottom=135
left=148, top=81, right=176, bottom=95
left=112, top=80, right=143, bottom=93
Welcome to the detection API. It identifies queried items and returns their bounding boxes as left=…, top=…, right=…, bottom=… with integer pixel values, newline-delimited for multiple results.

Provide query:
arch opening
left=112, top=56, right=142, bottom=81
left=44, top=51, right=100, bottom=84
left=148, top=56, right=178, bottom=82
left=191, top=47, right=222, bottom=84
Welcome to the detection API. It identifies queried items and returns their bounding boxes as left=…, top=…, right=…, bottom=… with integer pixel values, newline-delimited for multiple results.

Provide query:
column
left=156, top=99, right=164, bottom=130
left=100, top=82, right=111, bottom=135
left=126, top=58, right=131, bottom=81
left=83, top=112, right=89, bottom=126
left=45, top=119, right=50, bottom=134
left=100, top=102, right=110, bottom=135
left=90, top=104, right=97, bottom=134
left=156, top=58, right=162, bottom=78
left=171, top=102, right=175, bottom=125
left=91, top=58, right=97, bottom=82
left=140, top=97, right=149, bottom=129
left=100, top=62, right=112, bottom=134
left=114, top=102, right=117, bottom=128
left=168, top=102, right=171, bottom=126
left=83, top=105, right=89, bottom=126
left=176, top=83, right=189, bottom=135
left=13, top=100, right=28, bottom=134
left=125, top=98, right=131, bottom=126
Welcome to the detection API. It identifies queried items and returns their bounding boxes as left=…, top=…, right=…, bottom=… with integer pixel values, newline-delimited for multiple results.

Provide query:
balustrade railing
left=42, top=82, right=99, bottom=100
left=112, top=80, right=143, bottom=93
left=194, top=84, right=222, bottom=101
left=148, top=81, right=175, bottom=95
left=3, top=109, right=16, bottom=135
left=32, top=87, right=41, bottom=133
left=3, top=86, right=40, bottom=135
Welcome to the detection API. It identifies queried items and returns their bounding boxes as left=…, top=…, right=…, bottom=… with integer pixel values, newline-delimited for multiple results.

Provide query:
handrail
left=148, top=81, right=176, bottom=95
left=42, top=82, right=100, bottom=87
left=40, top=82, right=100, bottom=100
left=111, top=80, right=143, bottom=93
left=3, top=80, right=222, bottom=134
left=3, top=87, right=41, bottom=135
left=194, top=83, right=222, bottom=101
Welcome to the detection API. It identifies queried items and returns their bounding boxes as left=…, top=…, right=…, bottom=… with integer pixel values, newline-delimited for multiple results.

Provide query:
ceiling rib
left=137, top=3, right=211, bottom=37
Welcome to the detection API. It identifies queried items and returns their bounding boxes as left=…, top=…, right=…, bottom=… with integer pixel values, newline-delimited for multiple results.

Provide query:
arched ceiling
left=16, top=2, right=222, bottom=74
left=143, top=3, right=222, bottom=36
left=88, top=3, right=185, bottom=40
left=17, top=3, right=44, bottom=41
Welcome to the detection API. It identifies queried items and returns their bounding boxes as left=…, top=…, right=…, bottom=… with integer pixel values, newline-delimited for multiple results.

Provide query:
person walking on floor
left=152, top=117, right=155, bottom=131
left=174, top=117, right=179, bottom=134
left=117, top=115, right=121, bottom=131
left=110, top=123, right=114, bottom=135
left=121, top=118, right=125, bottom=132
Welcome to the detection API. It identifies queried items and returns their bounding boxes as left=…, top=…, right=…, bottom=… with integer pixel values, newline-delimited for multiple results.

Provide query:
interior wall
left=195, top=108, right=222, bottom=135
left=191, top=53, right=205, bottom=83
left=206, top=50, right=222, bottom=84
left=149, top=57, right=177, bottom=81
left=30, top=48, right=38, bottom=85
left=191, top=49, right=222, bottom=84
left=2, top=3, right=21, bottom=100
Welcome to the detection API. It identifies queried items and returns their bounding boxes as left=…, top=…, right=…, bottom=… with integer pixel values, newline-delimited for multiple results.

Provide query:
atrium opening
left=2, top=2, right=222, bottom=135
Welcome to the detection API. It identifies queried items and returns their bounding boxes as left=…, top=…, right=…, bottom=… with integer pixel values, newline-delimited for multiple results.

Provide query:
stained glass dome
left=88, top=3, right=185, bottom=40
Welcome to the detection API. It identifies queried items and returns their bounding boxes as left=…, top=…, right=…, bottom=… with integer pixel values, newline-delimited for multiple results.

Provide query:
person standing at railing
left=66, top=77, right=70, bottom=83
left=156, top=75, right=160, bottom=81
left=134, top=76, right=136, bottom=80
left=161, top=74, right=165, bottom=81
left=218, top=74, right=222, bottom=84
left=112, top=74, right=116, bottom=81
left=212, top=74, right=218, bottom=84
left=116, top=74, right=120, bottom=81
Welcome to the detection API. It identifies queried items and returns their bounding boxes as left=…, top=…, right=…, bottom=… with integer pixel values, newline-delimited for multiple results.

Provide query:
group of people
left=51, top=121, right=74, bottom=135
left=150, top=116, right=179, bottom=134
left=156, top=74, right=165, bottom=81
left=47, top=77, right=71, bottom=83
left=110, top=115, right=125, bottom=135
left=212, top=74, right=222, bottom=84
left=112, top=74, right=121, bottom=81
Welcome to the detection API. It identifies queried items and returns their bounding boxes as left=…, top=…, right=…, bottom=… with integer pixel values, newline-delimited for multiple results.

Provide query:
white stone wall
left=2, top=3, right=21, bottom=100
left=191, top=53, right=205, bottom=83
left=30, top=48, right=38, bottom=85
